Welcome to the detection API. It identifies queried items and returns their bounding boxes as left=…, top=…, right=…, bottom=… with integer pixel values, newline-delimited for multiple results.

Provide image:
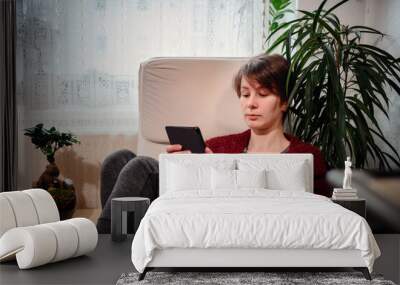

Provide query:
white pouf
left=0, top=189, right=98, bottom=269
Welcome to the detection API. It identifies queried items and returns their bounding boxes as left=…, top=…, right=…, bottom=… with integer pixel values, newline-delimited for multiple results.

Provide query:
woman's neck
left=247, top=127, right=290, bottom=153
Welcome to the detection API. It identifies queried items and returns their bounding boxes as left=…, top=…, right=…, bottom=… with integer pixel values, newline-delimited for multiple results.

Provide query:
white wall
left=364, top=0, right=400, bottom=168
left=297, top=0, right=367, bottom=26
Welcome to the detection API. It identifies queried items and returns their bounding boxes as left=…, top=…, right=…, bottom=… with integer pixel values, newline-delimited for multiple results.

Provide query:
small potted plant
left=24, top=123, right=80, bottom=220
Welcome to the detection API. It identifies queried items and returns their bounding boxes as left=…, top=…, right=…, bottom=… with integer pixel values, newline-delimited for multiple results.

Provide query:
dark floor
left=0, top=235, right=134, bottom=285
left=1, top=234, right=398, bottom=284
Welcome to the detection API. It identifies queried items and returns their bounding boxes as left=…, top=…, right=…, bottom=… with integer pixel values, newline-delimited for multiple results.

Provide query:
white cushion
left=166, top=158, right=235, bottom=192
left=23, top=189, right=60, bottom=224
left=0, top=218, right=98, bottom=269
left=211, top=168, right=236, bottom=190
left=42, top=221, right=79, bottom=262
left=211, top=168, right=267, bottom=191
left=236, top=169, right=267, bottom=189
left=0, top=225, right=58, bottom=268
left=0, top=191, right=39, bottom=227
left=0, top=196, right=17, bottom=237
left=238, top=159, right=308, bottom=191
left=167, top=162, right=210, bottom=191
left=66, top=218, right=98, bottom=257
left=0, top=190, right=59, bottom=238
left=0, top=189, right=98, bottom=269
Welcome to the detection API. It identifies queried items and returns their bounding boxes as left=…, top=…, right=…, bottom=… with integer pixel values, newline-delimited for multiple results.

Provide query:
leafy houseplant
left=267, top=0, right=400, bottom=170
left=269, top=0, right=294, bottom=34
left=24, top=123, right=80, bottom=219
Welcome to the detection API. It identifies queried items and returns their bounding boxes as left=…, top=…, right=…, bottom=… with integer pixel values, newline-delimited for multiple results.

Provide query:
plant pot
left=33, top=162, right=77, bottom=220
left=48, top=186, right=77, bottom=220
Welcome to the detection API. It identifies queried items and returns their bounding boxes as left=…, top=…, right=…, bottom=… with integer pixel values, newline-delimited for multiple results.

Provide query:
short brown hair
left=233, top=53, right=290, bottom=103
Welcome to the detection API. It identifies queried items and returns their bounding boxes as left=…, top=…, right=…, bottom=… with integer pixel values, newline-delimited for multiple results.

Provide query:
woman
left=97, top=54, right=330, bottom=234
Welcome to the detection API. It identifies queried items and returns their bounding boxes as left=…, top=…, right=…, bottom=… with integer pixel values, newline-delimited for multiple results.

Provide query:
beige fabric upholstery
left=137, top=57, right=250, bottom=159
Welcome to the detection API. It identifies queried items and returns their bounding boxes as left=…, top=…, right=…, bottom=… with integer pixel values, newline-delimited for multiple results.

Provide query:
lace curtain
left=16, top=0, right=268, bottom=135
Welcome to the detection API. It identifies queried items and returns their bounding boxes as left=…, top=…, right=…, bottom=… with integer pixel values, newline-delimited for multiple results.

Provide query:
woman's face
left=239, top=76, right=287, bottom=131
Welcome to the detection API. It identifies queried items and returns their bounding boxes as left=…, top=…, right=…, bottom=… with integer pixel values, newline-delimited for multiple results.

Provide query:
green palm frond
left=269, top=0, right=294, bottom=33
left=267, top=0, right=400, bottom=170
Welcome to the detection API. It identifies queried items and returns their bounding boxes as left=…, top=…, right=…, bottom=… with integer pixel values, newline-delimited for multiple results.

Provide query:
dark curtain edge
left=1, top=0, right=17, bottom=192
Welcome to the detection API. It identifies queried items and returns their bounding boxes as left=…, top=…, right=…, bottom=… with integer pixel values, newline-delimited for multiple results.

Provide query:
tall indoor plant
left=269, top=0, right=294, bottom=34
left=24, top=123, right=80, bottom=219
left=267, top=0, right=400, bottom=170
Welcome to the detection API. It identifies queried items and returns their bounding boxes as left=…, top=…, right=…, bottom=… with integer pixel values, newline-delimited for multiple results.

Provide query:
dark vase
left=48, top=184, right=77, bottom=220
left=33, top=161, right=77, bottom=220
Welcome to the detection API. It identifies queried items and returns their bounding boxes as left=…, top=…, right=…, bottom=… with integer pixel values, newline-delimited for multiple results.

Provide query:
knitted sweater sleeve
left=205, top=132, right=247, bottom=153
left=312, top=148, right=332, bottom=197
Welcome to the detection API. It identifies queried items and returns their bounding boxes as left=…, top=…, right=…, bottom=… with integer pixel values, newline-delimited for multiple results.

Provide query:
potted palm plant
left=269, top=0, right=294, bottom=34
left=24, top=123, right=80, bottom=219
left=267, top=0, right=400, bottom=170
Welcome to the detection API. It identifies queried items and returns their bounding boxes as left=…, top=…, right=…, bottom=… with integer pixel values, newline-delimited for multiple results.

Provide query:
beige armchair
left=137, top=57, right=250, bottom=158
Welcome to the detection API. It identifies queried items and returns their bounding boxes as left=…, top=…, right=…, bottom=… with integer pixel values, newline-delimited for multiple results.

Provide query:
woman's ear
left=280, top=101, right=288, bottom=112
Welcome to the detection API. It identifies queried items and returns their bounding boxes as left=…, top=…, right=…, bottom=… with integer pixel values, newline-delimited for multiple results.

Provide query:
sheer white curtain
left=16, top=0, right=268, bottom=135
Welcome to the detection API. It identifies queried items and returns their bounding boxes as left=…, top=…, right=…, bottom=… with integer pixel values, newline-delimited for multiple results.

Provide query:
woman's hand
left=166, top=144, right=213, bottom=154
left=166, top=144, right=191, bottom=154
left=205, top=147, right=213, bottom=153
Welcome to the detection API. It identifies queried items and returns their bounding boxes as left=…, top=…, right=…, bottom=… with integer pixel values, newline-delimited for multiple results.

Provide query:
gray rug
left=116, top=271, right=396, bottom=285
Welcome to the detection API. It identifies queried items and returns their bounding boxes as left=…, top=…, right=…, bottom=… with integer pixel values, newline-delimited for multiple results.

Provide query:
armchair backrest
left=137, top=57, right=249, bottom=159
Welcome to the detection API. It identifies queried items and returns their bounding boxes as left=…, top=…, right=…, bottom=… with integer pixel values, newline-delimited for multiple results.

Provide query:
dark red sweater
left=205, top=129, right=332, bottom=197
